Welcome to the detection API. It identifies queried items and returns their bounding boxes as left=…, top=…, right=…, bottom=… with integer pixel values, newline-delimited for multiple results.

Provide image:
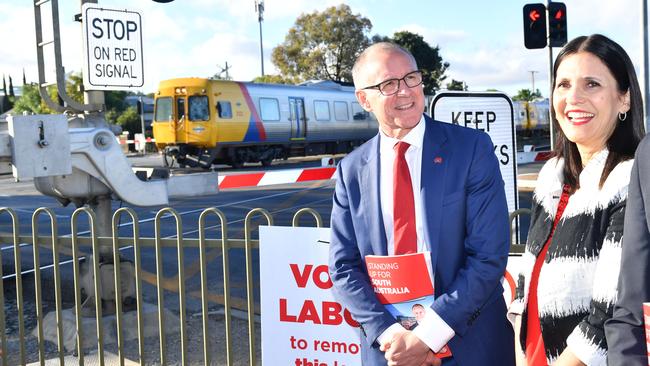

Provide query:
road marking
left=173, top=196, right=332, bottom=238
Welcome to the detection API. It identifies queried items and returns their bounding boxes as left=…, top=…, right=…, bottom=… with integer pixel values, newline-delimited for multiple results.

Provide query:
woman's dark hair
left=551, top=34, right=645, bottom=191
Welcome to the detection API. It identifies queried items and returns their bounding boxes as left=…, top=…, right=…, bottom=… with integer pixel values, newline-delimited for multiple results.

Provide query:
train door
left=175, top=96, right=187, bottom=142
left=289, top=97, right=306, bottom=139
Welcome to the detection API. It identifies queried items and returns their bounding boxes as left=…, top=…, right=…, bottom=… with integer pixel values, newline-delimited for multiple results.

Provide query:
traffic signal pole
left=546, top=0, right=555, bottom=149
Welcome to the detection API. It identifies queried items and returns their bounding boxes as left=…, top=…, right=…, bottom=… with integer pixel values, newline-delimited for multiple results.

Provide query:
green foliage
left=12, top=72, right=134, bottom=122
left=371, top=34, right=391, bottom=43
left=65, top=73, right=85, bottom=105
left=105, top=108, right=120, bottom=125
left=387, top=31, right=449, bottom=94
left=251, top=74, right=295, bottom=84
left=272, top=4, right=371, bottom=83
left=512, top=88, right=543, bottom=101
left=115, top=106, right=141, bottom=134
left=8, top=76, right=14, bottom=98
left=446, top=79, right=467, bottom=91
left=12, top=83, right=54, bottom=114
left=105, top=90, right=129, bottom=111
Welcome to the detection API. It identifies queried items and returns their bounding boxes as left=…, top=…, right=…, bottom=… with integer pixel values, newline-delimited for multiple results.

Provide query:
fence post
left=244, top=208, right=273, bottom=366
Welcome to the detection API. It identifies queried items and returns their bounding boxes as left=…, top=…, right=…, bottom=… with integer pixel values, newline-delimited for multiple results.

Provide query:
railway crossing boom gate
left=0, top=0, right=217, bottom=320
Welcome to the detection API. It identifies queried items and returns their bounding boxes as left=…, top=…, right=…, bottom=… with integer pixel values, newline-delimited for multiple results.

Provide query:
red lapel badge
left=434, top=156, right=443, bottom=164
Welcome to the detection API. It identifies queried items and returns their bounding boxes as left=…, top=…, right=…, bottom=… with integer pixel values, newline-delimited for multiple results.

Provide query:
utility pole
left=528, top=70, right=539, bottom=96
left=255, top=0, right=265, bottom=76
left=222, top=61, right=231, bottom=79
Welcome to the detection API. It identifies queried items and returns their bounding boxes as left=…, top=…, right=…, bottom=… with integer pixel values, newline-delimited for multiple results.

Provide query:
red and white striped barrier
left=218, top=167, right=336, bottom=189
left=116, top=137, right=156, bottom=144
left=517, top=150, right=552, bottom=165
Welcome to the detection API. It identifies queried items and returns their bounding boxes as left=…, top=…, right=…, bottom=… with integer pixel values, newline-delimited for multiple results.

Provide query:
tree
left=251, top=74, right=294, bottom=84
left=388, top=31, right=449, bottom=94
left=12, top=83, right=54, bottom=114
left=272, top=4, right=371, bottom=83
left=446, top=79, right=467, bottom=91
left=8, top=76, right=14, bottom=98
left=115, top=106, right=141, bottom=134
left=12, top=72, right=133, bottom=117
left=512, top=88, right=542, bottom=101
left=105, top=90, right=129, bottom=111
left=65, top=73, right=85, bottom=105
left=371, top=34, right=391, bottom=43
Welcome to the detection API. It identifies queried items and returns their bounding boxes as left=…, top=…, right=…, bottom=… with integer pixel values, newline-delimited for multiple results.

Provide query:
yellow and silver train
left=512, top=99, right=550, bottom=136
left=152, top=78, right=378, bottom=168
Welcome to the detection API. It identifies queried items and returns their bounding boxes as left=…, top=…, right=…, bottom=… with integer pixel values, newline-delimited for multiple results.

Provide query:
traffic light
left=548, top=2, right=567, bottom=47
left=523, top=3, right=547, bottom=49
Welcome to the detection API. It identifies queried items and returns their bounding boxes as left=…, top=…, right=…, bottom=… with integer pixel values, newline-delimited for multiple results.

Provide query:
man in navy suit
left=606, top=135, right=650, bottom=365
left=328, top=42, right=515, bottom=365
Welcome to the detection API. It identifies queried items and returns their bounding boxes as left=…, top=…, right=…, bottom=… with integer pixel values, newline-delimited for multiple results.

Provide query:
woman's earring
left=618, top=111, right=627, bottom=121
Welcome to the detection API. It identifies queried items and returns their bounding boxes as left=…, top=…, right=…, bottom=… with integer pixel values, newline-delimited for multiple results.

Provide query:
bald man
left=328, top=42, right=515, bottom=366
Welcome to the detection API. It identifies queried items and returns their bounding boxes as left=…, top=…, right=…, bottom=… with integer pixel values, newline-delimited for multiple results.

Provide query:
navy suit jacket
left=605, top=135, right=650, bottom=366
left=329, top=115, right=514, bottom=365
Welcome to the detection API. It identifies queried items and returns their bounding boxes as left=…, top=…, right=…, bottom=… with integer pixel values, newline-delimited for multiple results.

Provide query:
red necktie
left=393, top=141, right=417, bottom=255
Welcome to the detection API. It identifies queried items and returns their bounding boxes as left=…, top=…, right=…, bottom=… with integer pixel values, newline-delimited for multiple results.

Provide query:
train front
left=152, top=78, right=215, bottom=167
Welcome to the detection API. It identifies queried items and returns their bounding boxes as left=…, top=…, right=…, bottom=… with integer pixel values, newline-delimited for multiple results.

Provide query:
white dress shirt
left=376, top=116, right=455, bottom=354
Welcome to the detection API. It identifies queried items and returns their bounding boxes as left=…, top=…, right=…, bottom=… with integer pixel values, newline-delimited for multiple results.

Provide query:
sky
left=0, top=0, right=645, bottom=98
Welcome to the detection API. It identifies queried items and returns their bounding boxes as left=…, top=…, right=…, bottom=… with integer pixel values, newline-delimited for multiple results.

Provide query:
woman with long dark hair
left=509, top=34, right=645, bottom=366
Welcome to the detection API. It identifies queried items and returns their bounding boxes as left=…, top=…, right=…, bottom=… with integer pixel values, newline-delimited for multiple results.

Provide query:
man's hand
left=380, top=328, right=431, bottom=365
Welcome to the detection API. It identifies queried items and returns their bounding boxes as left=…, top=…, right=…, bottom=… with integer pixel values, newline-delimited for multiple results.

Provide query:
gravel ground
left=2, top=277, right=262, bottom=366
left=2, top=307, right=261, bottom=366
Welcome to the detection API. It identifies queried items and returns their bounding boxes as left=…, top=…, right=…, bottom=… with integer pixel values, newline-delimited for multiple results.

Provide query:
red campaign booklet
left=365, top=251, right=452, bottom=358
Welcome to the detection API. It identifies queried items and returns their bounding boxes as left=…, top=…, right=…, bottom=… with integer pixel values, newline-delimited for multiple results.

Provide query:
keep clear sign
left=431, top=92, right=518, bottom=213
left=260, top=226, right=361, bottom=366
left=81, top=4, right=144, bottom=90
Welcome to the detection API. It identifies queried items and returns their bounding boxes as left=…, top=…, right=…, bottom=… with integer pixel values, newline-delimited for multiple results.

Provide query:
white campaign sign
left=260, top=226, right=361, bottom=366
left=431, top=92, right=519, bottom=213
left=81, top=4, right=144, bottom=90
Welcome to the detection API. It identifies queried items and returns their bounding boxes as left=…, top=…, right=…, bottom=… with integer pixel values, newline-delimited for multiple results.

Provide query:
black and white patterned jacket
left=508, top=149, right=633, bottom=365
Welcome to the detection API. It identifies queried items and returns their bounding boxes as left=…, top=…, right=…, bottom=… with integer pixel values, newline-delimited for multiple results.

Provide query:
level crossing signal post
left=522, top=1, right=567, bottom=151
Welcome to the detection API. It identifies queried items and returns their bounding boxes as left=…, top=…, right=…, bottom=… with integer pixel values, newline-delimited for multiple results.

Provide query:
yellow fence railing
left=0, top=206, right=525, bottom=366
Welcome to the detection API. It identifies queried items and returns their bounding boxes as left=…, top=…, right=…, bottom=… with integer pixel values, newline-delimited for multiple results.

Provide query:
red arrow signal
left=554, top=9, right=564, bottom=19
left=529, top=9, right=541, bottom=22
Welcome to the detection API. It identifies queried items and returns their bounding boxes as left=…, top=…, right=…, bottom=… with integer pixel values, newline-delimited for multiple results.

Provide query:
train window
left=217, top=101, right=233, bottom=119
left=334, top=101, right=349, bottom=121
left=189, top=95, right=209, bottom=121
left=352, top=102, right=368, bottom=121
left=155, top=97, right=173, bottom=121
left=314, top=100, right=330, bottom=121
left=259, top=98, right=280, bottom=121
